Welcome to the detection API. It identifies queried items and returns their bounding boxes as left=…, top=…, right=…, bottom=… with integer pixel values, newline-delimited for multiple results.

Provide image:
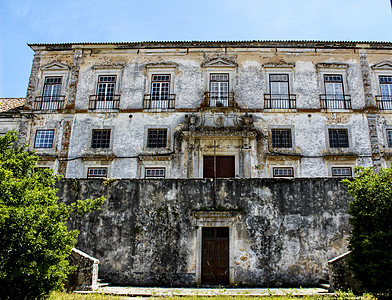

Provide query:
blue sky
left=0, top=0, right=391, bottom=98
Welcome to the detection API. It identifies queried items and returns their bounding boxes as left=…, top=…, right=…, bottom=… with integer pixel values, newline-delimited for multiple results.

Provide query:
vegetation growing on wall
left=343, top=167, right=392, bottom=297
left=0, top=131, right=105, bottom=299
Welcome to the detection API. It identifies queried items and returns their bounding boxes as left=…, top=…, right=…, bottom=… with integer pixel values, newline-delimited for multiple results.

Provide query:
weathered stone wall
left=65, top=248, right=99, bottom=291
left=59, top=178, right=352, bottom=287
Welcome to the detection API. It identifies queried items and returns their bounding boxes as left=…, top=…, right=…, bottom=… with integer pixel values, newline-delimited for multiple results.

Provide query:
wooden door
left=203, top=156, right=235, bottom=178
left=202, top=227, right=229, bottom=285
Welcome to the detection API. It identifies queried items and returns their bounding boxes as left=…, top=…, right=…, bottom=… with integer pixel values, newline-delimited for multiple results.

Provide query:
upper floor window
left=152, top=75, right=170, bottom=100
left=265, top=74, right=296, bottom=109
left=206, top=74, right=232, bottom=107
left=271, top=129, right=292, bottom=148
left=143, top=75, right=175, bottom=110
left=89, top=75, right=120, bottom=110
left=91, top=129, right=111, bottom=149
left=34, top=130, right=54, bottom=148
left=147, top=129, right=167, bottom=148
left=320, top=75, right=351, bottom=109
left=376, top=76, right=392, bottom=110
left=328, top=128, right=349, bottom=148
left=35, top=77, right=65, bottom=110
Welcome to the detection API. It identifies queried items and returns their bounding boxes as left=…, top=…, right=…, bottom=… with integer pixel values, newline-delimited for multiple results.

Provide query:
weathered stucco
left=60, top=178, right=351, bottom=287
left=18, top=41, right=392, bottom=177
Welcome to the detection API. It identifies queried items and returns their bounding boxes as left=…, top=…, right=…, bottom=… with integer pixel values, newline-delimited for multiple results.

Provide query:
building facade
left=20, top=41, right=392, bottom=179
left=12, top=41, right=392, bottom=286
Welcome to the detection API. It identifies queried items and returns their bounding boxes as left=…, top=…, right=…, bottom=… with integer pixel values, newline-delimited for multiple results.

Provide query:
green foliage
left=343, top=167, right=392, bottom=296
left=0, top=131, right=105, bottom=299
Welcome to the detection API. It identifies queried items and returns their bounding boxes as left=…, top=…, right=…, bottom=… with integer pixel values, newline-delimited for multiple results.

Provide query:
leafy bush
left=0, top=131, right=105, bottom=299
left=343, top=167, right=392, bottom=296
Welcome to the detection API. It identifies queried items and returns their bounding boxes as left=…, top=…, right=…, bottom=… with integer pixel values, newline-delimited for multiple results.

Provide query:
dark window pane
left=329, top=129, right=349, bottom=148
left=91, top=129, right=111, bottom=148
left=271, top=129, right=292, bottom=148
left=147, top=129, right=167, bottom=148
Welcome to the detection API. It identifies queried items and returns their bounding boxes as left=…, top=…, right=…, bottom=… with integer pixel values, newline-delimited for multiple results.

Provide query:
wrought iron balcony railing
left=320, top=94, right=351, bottom=109
left=376, top=95, right=392, bottom=110
left=204, top=92, right=235, bottom=107
left=143, top=94, right=176, bottom=110
left=89, top=95, right=120, bottom=110
left=33, top=96, right=65, bottom=110
left=264, top=94, right=296, bottom=109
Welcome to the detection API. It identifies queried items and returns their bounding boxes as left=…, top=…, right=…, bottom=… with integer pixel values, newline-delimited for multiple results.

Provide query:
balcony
left=376, top=95, right=392, bottom=110
left=143, top=94, right=176, bottom=110
left=320, top=94, right=351, bottom=109
left=204, top=92, right=235, bottom=107
left=89, top=95, right=120, bottom=110
left=264, top=94, right=296, bottom=109
left=33, top=96, right=65, bottom=110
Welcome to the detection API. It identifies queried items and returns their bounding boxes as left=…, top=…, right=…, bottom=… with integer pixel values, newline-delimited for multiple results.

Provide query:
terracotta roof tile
left=0, top=98, right=25, bottom=113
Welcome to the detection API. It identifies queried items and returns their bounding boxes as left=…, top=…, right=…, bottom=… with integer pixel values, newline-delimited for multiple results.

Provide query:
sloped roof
left=28, top=40, right=392, bottom=51
left=0, top=98, right=25, bottom=113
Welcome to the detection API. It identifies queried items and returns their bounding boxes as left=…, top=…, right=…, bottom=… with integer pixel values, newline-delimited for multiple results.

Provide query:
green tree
left=0, top=131, right=105, bottom=299
left=343, top=167, right=392, bottom=296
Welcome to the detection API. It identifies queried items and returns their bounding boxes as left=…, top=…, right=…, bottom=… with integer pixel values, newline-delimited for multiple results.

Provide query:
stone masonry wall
left=59, top=178, right=351, bottom=287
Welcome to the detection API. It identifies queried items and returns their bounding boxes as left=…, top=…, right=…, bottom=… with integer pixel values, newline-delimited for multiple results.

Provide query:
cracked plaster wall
left=21, top=46, right=392, bottom=177
left=61, top=178, right=351, bottom=287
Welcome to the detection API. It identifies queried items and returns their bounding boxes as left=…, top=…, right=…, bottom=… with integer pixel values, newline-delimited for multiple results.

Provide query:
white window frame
left=34, top=129, right=55, bottom=149
left=317, top=64, right=349, bottom=110
left=331, top=167, right=352, bottom=177
left=87, top=167, right=108, bottom=178
left=145, top=167, right=166, bottom=178
left=272, top=167, right=294, bottom=178
left=91, top=67, right=123, bottom=109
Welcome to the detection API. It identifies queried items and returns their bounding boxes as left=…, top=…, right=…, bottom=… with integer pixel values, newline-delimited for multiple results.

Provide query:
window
left=147, top=129, right=167, bottom=148
left=37, top=77, right=63, bottom=110
left=387, top=129, right=392, bottom=148
left=270, top=74, right=289, bottom=97
left=271, top=129, right=292, bottom=148
left=265, top=74, right=295, bottom=109
left=378, top=76, right=392, bottom=110
left=34, top=130, right=54, bottom=148
left=321, top=75, right=350, bottom=109
left=97, top=76, right=116, bottom=100
left=380, top=76, right=392, bottom=99
left=151, top=75, right=170, bottom=100
left=89, top=75, right=119, bottom=109
left=143, top=74, right=175, bottom=110
left=209, top=74, right=229, bottom=107
left=91, top=129, right=111, bottom=148
left=145, top=168, right=166, bottom=178
left=332, top=167, right=352, bottom=177
left=87, top=167, right=108, bottom=178
left=324, top=75, right=344, bottom=97
left=273, top=167, right=294, bottom=178
left=43, top=77, right=62, bottom=100
left=329, top=128, right=349, bottom=148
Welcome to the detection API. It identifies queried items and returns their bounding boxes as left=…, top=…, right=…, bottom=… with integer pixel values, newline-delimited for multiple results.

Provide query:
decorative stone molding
left=316, top=62, right=349, bottom=70
left=263, top=62, right=295, bottom=69
left=371, top=60, right=392, bottom=70
left=41, top=61, right=70, bottom=71
left=202, top=57, right=237, bottom=68
left=145, top=62, right=179, bottom=69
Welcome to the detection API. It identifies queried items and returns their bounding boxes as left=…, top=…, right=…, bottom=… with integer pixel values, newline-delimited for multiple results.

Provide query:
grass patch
left=50, top=291, right=375, bottom=300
